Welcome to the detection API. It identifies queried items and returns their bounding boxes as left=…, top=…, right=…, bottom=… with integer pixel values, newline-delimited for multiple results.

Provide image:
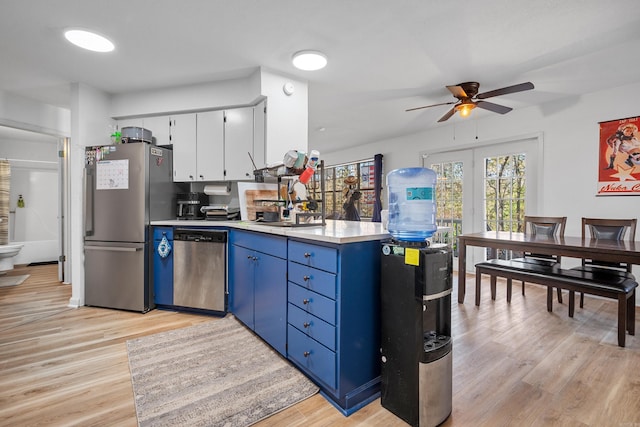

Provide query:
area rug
left=126, top=315, right=319, bottom=427
left=0, top=274, right=29, bottom=287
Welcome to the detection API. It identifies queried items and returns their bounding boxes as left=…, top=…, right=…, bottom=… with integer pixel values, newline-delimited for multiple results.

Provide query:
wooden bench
left=474, top=259, right=637, bottom=347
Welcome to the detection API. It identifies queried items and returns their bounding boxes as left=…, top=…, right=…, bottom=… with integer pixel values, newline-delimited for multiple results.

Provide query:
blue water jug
left=386, top=167, right=437, bottom=241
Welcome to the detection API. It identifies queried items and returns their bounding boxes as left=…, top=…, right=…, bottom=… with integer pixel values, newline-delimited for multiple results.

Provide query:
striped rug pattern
left=126, top=315, right=318, bottom=427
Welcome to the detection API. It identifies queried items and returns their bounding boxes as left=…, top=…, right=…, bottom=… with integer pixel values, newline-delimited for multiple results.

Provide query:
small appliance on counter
left=176, top=192, right=208, bottom=220
left=201, top=204, right=240, bottom=221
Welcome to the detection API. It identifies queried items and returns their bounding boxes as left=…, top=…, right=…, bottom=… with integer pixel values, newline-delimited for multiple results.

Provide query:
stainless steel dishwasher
left=173, top=229, right=227, bottom=312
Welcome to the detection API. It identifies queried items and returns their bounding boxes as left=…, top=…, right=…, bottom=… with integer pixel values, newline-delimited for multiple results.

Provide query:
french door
left=424, top=136, right=542, bottom=271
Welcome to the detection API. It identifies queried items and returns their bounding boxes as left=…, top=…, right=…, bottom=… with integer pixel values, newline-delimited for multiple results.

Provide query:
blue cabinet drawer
left=153, top=226, right=173, bottom=241
left=288, top=282, right=336, bottom=325
left=288, top=261, right=337, bottom=300
left=230, top=230, right=287, bottom=258
left=288, top=324, right=336, bottom=389
left=288, top=241, right=337, bottom=273
left=288, top=303, right=336, bottom=351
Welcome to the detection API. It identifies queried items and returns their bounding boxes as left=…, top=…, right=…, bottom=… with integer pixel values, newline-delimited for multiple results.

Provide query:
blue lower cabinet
left=229, top=230, right=287, bottom=356
left=152, top=227, right=173, bottom=306
left=230, top=230, right=382, bottom=415
left=288, top=324, right=337, bottom=389
left=286, top=238, right=382, bottom=416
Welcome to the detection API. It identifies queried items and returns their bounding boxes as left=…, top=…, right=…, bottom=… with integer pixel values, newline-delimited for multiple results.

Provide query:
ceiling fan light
left=455, top=102, right=476, bottom=117
left=292, top=50, right=327, bottom=71
left=64, top=29, right=114, bottom=52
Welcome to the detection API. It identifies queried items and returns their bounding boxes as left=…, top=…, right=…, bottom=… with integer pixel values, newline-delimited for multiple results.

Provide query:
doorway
left=0, top=126, right=67, bottom=282
left=423, top=135, right=542, bottom=270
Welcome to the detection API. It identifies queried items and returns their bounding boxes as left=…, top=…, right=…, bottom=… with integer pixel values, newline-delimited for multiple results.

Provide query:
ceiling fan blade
left=476, top=100, right=512, bottom=114
left=476, top=82, right=534, bottom=99
left=405, top=101, right=456, bottom=112
left=446, top=85, right=468, bottom=99
left=437, top=107, right=456, bottom=122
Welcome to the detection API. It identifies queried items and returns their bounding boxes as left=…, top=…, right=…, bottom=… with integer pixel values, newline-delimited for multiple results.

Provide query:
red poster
left=597, top=116, right=640, bottom=195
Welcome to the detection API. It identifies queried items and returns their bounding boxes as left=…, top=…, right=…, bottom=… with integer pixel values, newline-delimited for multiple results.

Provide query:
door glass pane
left=429, top=160, right=463, bottom=255
left=483, top=152, right=527, bottom=258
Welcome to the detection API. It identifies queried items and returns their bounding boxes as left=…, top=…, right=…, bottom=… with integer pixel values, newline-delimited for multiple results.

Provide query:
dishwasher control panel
left=174, top=229, right=227, bottom=243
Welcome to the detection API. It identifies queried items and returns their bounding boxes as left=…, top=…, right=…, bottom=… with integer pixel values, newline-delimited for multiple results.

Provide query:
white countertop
left=151, top=219, right=391, bottom=244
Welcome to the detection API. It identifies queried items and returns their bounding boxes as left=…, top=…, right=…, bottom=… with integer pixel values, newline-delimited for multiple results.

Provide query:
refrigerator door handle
left=84, top=167, right=94, bottom=236
left=85, top=246, right=143, bottom=252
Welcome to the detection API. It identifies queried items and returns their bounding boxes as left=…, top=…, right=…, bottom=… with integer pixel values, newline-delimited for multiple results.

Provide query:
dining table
left=457, top=231, right=640, bottom=304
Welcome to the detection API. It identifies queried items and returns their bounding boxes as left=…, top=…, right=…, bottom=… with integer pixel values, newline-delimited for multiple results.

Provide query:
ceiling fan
left=406, top=81, right=534, bottom=122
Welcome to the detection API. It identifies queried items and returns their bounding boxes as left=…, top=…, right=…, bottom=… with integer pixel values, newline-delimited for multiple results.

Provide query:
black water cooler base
left=380, top=242, right=453, bottom=427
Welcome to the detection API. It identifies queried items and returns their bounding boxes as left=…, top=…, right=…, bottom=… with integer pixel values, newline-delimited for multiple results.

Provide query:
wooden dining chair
left=507, top=215, right=567, bottom=303
left=571, top=217, right=637, bottom=308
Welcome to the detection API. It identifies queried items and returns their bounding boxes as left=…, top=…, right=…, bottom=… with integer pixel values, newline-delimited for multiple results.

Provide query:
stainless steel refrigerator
left=84, top=143, right=175, bottom=312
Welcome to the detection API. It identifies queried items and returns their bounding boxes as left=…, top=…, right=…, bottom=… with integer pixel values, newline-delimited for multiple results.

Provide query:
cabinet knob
left=247, top=255, right=252, bottom=259
left=303, top=351, right=310, bottom=357
left=199, top=175, right=204, bottom=179
left=189, top=175, right=194, bottom=180
left=253, top=256, right=258, bottom=261
left=303, top=322, right=310, bottom=328
left=303, top=275, right=310, bottom=281
left=302, top=298, right=309, bottom=305
left=304, top=252, right=311, bottom=258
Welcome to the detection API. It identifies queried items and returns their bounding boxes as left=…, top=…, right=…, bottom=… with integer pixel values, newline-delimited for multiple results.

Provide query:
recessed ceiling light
left=292, top=50, right=327, bottom=71
left=64, top=29, right=114, bottom=53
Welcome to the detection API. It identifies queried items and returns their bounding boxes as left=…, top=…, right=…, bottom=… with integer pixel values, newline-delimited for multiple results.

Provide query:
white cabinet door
left=143, top=116, right=171, bottom=147
left=224, top=107, right=255, bottom=181
left=196, top=111, right=225, bottom=181
left=253, top=101, right=266, bottom=170
left=171, top=113, right=197, bottom=181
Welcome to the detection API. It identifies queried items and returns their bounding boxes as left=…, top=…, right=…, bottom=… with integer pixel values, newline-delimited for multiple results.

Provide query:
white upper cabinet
left=196, top=111, right=225, bottom=181
left=224, top=107, right=255, bottom=181
left=253, top=100, right=266, bottom=172
left=143, top=116, right=171, bottom=147
left=170, top=113, right=197, bottom=181
left=121, top=104, right=266, bottom=182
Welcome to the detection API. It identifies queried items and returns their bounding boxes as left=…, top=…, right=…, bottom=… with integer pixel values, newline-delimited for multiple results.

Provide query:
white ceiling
left=1, top=0, right=640, bottom=152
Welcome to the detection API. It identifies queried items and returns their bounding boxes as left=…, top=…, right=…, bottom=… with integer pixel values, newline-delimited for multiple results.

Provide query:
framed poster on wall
left=597, top=116, right=640, bottom=195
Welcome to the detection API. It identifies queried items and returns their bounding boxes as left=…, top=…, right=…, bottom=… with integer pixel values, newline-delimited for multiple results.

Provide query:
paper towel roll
left=204, top=184, right=231, bottom=196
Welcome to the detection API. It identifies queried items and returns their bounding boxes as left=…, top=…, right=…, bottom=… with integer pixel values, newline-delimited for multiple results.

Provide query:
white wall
left=68, top=83, right=114, bottom=307
left=259, top=68, right=309, bottom=164
left=110, top=73, right=262, bottom=118
left=0, top=90, right=70, bottom=137
left=323, top=81, right=640, bottom=239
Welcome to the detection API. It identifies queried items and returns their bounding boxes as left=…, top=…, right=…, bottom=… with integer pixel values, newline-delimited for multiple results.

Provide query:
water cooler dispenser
left=380, top=241, right=453, bottom=427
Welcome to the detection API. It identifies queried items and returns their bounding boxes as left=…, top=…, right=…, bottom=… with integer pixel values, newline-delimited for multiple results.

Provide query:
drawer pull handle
left=303, top=351, right=310, bottom=357
left=303, top=299, right=309, bottom=305
left=304, top=252, right=311, bottom=258
left=303, top=322, right=310, bottom=328
left=303, top=275, right=310, bottom=281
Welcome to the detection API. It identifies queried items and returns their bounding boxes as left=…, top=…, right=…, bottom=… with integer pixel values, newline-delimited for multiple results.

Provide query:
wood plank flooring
left=0, top=264, right=638, bottom=426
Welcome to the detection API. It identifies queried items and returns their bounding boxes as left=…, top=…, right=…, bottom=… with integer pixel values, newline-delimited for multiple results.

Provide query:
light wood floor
left=0, top=264, right=638, bottom=426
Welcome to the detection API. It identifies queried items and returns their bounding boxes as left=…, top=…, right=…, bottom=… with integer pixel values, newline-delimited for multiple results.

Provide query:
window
left=310, top=159, right=375, bottom=219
